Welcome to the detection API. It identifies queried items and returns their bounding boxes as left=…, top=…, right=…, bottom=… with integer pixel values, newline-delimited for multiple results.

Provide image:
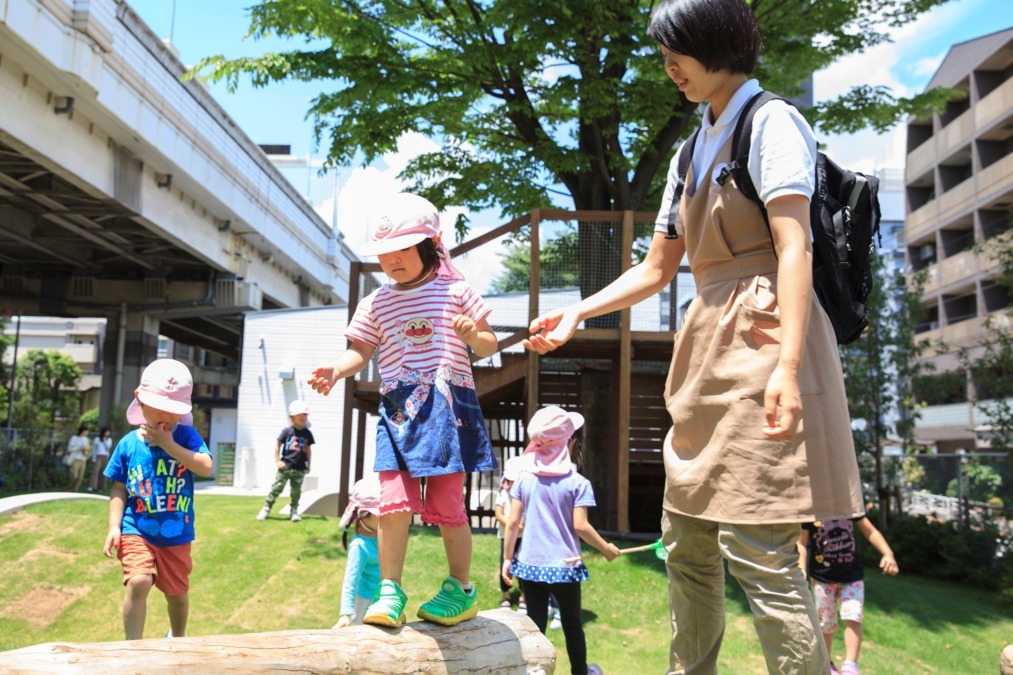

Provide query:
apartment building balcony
left=921, top=249, right=977, bottom=295
left=937, top=108, right=973, bottom=161
left=939, top=308, right=1011, bottom=348
left=906, top=139, right=936, bottom=183
left=974, top=75, right=1013, bottom=133
left=977, top=152, right=1013, bottom=203
left=914, top=398, right=1013, bottom=448
left=60, top=342, right=98, bottom=367
left=938, top=175, right=975, bottom=223
left=907, top=201, right=937, bottom=241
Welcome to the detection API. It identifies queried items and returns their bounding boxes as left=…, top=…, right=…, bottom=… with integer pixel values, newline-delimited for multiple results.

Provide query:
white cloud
left=812, top=0, right=998, bottom=172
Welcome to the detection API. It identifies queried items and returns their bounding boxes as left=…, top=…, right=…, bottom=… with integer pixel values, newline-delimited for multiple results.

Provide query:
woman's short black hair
left=77, top=424, right=89, bottom=434
left=649, top=0, right=762, bottom=75
left=416, top=238, right=443, bottom=275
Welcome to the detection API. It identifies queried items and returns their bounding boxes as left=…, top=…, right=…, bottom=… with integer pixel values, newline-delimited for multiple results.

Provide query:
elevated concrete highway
left=0, top=0, right=357, bottom=408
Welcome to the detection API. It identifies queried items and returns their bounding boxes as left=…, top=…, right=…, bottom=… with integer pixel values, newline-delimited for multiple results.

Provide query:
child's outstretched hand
left=308, top=367, right=339, bottom=396
left=602, top=542, right=622, bottom=562
left=452, top=314, right=479, bottom=346
left=332, top=615, right=352, bottom=629
left=880, top=553, right=899, bottom=576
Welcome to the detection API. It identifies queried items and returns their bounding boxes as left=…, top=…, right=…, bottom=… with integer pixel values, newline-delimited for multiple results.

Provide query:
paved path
left=0, top=492, right=109, bottom=517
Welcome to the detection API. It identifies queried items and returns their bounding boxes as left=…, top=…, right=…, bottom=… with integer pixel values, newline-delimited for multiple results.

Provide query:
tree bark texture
left=0, top=610, right=555, bottom=675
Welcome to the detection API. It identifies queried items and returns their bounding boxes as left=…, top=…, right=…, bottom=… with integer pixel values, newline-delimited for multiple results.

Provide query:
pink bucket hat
left=358, top=193, right=464, bottom=280
left=125, top=359, right=194, bottom=426
left=339, top=476, right=382, bottom=529
left=518, top=405, right=584, bottom=477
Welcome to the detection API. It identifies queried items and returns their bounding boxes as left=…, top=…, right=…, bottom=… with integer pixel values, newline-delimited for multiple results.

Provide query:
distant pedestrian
left=256, top=400, right=315, bottom=523
left=89, top=427, right=113, bottom=493
left=65, top=425, right=91, bottom=492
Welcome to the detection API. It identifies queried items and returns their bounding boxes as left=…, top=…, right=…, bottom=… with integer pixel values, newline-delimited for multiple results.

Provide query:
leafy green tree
left=840, top=256, right=928, bottom=529
left=11, top=349, right=83, bottom=429
left=489, top=228, right=581, bottom=293
left=0, top=315, right=12, bottom=425
left=193, top=0, right=952, bottom=216
left=954, top=225, right=1013, bottom=507
left=945, top=459, right=1002, bottom=503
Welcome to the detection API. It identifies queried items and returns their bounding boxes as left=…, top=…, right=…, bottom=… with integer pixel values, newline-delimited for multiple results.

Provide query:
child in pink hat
left=333, top=476, right=382, bottom=628
left=502, top=406, right=620, bottom=675
left=310, top=193, right=498, bottom=628
left=102, top=358, right=213, bottom=640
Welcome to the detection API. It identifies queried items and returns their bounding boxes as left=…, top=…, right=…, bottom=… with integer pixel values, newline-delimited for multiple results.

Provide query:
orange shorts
left=118, top=534, right=192, bottom=596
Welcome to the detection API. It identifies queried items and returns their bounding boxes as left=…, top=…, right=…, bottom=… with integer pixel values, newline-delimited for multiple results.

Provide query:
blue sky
left=129, top=0, right=1013, bottom=264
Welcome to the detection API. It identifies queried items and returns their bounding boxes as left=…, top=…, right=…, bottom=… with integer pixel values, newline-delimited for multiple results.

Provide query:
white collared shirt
left=654, top=79, right=817, bottom=236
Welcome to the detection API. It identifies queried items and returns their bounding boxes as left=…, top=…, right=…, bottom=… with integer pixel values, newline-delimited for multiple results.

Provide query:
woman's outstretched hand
left=523, top=306, right=582, bottom=354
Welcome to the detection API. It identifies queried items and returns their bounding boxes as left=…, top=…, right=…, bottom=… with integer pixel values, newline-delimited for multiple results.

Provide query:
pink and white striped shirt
left=344, top=277, right=492, bottom=389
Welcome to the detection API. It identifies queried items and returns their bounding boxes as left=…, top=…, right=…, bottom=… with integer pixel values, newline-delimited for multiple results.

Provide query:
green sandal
left=363, top=579, right=408, bottom=628
left=416, top=577, right=479, bottom=626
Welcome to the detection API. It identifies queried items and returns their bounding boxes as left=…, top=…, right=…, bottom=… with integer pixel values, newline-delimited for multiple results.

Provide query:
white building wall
left=237, top=305, right=376, bottom=493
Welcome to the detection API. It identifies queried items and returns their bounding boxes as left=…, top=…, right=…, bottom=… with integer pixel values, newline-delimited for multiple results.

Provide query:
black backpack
left=667, top=90, right=881, bottom=345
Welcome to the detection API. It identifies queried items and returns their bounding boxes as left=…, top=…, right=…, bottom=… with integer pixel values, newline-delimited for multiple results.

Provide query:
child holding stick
left=502, top=406, right=620, bottom=675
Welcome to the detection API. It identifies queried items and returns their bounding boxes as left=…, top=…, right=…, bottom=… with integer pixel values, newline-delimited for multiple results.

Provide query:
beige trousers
left=662, top=511, right=830, bottom=675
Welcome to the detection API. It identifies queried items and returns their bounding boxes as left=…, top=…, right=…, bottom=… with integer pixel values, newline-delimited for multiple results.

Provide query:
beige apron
left=662, top=137, right=863, bottom=524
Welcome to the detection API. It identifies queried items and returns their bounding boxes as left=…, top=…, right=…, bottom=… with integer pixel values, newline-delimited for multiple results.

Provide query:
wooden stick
left=562, top=542, right=658, bottom=563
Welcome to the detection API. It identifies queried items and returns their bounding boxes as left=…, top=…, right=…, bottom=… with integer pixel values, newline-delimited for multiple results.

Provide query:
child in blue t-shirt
left=102, top=359, right=213, bottom=640
left=502, top=406, right=620, bottom=675
left=333, top=477, right=381, bottom=628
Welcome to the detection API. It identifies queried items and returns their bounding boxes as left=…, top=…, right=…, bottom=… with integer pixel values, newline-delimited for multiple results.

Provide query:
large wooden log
left=0, top=609, right=555, bottom=674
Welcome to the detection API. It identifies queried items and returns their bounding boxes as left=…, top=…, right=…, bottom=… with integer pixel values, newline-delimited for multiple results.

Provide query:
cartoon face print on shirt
left=403, top=317, right=435, bottom=346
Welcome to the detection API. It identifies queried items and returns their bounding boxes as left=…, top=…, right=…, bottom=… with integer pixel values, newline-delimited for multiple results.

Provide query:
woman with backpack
left=523, top=0, right=864, bottom=672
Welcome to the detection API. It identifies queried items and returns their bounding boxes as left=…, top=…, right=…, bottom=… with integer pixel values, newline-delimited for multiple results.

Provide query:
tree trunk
left=0, top=610, right=555, bottom=675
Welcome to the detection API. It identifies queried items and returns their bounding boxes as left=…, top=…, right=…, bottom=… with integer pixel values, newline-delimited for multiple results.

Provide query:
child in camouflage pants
left=257, top=400, right=315, bottom=523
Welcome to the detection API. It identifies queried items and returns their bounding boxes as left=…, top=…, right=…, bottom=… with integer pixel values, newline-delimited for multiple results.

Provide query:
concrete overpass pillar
left=97, top=308, right=161, bottom=430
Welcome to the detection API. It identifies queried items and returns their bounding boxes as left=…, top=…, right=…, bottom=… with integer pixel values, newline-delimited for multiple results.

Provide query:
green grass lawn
left=0, top=495, right=1009, bottom=673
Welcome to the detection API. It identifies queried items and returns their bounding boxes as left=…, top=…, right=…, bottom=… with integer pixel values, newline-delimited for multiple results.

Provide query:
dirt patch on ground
left=0, top=511, right=43, bottom=538
left=0, top=585, right=90, bottom=629
left=20, top=545, right=76, bottom=564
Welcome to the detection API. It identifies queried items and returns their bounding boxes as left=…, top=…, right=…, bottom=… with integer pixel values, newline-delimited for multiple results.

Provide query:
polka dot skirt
left=510, top=560, right=589, bottom=584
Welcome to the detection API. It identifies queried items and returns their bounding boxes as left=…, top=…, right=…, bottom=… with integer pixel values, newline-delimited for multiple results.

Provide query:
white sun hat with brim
left=125, top=359, right=194, bottom=426
left=358, top=193, right=442, bottom=257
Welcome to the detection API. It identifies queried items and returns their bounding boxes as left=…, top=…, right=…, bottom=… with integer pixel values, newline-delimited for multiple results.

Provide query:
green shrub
left=868, top=511, right=1011, bottom=603
left=912, top=370, right=966, bottom=406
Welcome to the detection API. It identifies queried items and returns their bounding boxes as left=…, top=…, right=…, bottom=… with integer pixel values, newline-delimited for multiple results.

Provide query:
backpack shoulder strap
left=720, top=90, right=791, bottom=221
left=666, top=127, right=700, bottom=239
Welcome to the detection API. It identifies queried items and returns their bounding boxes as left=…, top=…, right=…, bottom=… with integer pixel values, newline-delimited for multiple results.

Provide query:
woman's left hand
left=501, top=559, right=514, bottom=587
left=762, top=365, right=803, bottom=440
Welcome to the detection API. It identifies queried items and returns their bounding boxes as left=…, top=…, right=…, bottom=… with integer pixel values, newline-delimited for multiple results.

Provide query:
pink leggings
left=378, top=471, right=468, bottom=527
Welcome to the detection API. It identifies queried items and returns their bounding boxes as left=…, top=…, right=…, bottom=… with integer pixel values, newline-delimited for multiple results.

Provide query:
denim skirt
left=374, top=382, right=497, bottom=477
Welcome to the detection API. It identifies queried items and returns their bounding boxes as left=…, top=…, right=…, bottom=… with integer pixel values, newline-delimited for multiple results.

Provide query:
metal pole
left=4, top=310, right=22, bottom=444
left=955, top=448, right=966, bottom=530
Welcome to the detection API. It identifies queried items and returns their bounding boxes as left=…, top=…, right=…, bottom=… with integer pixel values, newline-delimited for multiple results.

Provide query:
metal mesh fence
left=0, top=428, right=74, bottom=491
left=864, top=451, right=1010, bottom=534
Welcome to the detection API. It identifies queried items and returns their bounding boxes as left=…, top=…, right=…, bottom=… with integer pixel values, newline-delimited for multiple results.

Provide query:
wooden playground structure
left=339, top=209, right=688, bottom=534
